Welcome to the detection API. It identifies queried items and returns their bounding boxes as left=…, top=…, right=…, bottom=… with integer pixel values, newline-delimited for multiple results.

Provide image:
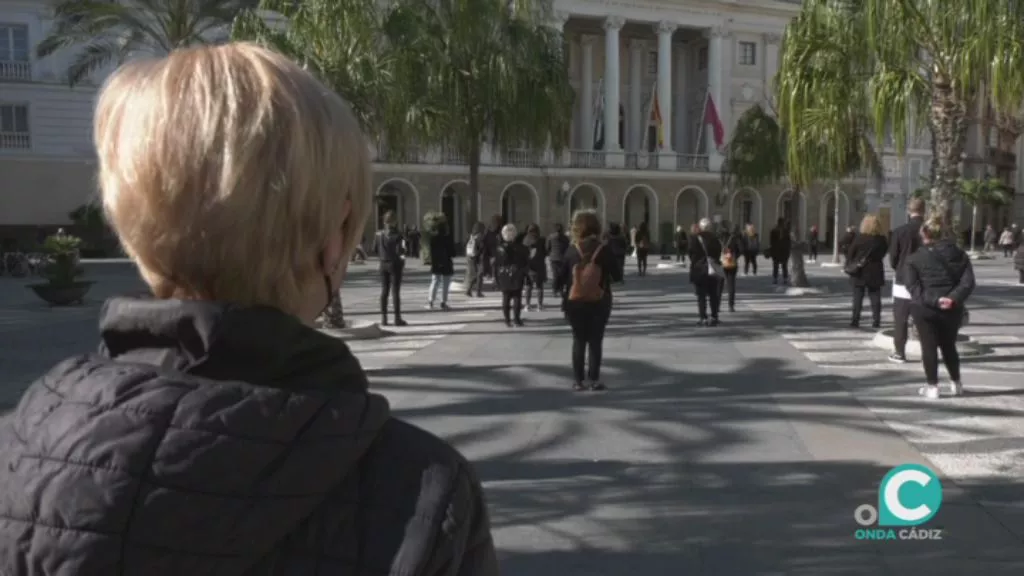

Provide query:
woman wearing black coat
left=688, top=217, right=724, bottom=326
left=845, top=214, right=889, bottom=328
left=494, top=223, right=529, bottom=327
left=427, top=221, right=455, bottom=310
left=522, top=223, right=548, bottom=310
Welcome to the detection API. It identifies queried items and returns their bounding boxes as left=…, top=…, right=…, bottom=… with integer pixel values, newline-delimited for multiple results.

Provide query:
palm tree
left=37, top=0, right=258, bottom=86
left=234, top=0, right=433, bottom=329
left=393, top=0, right=574, bottom=203
left=959, top=176, right=1011, bottom=255
left=777, top=0, right=883, bottom=262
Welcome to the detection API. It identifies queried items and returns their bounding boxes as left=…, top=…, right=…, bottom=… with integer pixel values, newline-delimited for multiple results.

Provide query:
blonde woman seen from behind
left=0, top=43, right=498, bottom=575
left=845, top=214, right=889, bottom=329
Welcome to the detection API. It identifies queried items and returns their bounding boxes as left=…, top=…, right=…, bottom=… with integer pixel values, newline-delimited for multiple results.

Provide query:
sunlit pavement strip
left=345, top=314, right=479, bottom=370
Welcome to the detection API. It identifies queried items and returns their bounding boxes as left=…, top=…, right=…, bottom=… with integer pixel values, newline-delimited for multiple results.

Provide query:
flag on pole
left=704, top=93, right=725, bottom=149
left=592, top=77, right=605, bottom=150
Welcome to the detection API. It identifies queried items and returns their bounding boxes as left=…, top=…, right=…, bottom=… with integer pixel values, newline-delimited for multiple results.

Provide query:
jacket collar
left=98, top=297, right=368, bottom=391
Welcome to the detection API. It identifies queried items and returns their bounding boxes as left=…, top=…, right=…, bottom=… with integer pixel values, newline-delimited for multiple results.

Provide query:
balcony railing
left=0, top=132, right=30, bottom=150
left=373, top=142, right=709, bottom=172
left=0, top=61, right=31, bottom=81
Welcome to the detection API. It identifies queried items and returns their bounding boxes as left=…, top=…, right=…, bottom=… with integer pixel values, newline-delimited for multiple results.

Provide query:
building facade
left=0, top=0, right=868, bottom=250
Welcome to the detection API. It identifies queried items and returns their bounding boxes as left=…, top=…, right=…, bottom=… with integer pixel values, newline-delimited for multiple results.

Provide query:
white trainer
left=918, top=386, right=941, bottom=400
left=947, top=381, right=964, bottom=397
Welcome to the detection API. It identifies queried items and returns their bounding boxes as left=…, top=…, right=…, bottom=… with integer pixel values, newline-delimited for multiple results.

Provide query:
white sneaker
left=947, top=381, right=964, bottom=397
left=918, top=386, right=941, bottom=400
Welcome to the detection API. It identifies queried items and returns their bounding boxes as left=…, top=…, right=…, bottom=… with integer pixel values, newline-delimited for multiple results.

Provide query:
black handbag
left=843, top=258, right=866, bottom=276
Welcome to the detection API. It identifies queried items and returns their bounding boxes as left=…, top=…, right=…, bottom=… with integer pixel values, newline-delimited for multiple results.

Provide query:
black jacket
left=375, top=226, right=406, bottom=273
left=546, top=231, right=569, bottom=262
left=768, top=227, right=791, bottom=260
left=0, top=298, right=498, bottom=576
left=688, top=231, right=723, bottom=283
left=845, top=233, right=889, bottom=288
left=889, top=215, right=924, bottom=286
left=674, top=230, right=688, bottom=250
left=429, top=232, right=455, bottom=276
left=494, top=240, right=528, bottom=291
left=522, top=233, right=547, bottom=279
left=1016, top=243, right=1024, bottom=271
left=561, top=236, right=614, bottom=307
left=906, top=241, right=975, bottom=314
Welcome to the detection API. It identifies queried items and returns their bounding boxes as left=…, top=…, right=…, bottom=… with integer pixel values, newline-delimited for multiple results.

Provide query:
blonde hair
left=745, top=223, right=756, bottom=236
left=94, top=43, right=370, bottom=314
left=501, top=224, right=518, bottom=242
left=859, top=214, right=883, bottom=236
left=570, top=210, right=601, bottom=243
left=698, top=217, right=712, bottom=231
left=921, top=217, right=943, bottom=240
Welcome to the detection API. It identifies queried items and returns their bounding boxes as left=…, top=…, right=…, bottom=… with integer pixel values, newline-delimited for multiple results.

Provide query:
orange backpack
left=568, top=244, right=605, bottom=302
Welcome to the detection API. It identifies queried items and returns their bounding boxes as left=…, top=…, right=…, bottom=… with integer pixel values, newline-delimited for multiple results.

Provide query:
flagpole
left=694, top=89, right=709, bottom=155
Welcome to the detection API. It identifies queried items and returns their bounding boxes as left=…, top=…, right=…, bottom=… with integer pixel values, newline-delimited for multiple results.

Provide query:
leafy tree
left=38, top=0, right=258, bottom=86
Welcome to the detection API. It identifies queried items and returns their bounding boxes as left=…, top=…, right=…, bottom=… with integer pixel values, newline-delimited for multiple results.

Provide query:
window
left=647, top=50, right=657, bottom=75
left=742, top=200, right=753, bottom=226
left=698, top=46, right=708, bottom=70
left=0, top=103, right=30, bottom=149
left=0, top=23, right=30, bottom=80
left=739, top=41, right=756, bottom=66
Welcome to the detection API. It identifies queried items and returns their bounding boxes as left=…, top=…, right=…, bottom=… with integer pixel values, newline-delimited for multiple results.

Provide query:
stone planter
left=317, top=318, right=387, bottom=340
left=28, top=281, right=94, bottom=306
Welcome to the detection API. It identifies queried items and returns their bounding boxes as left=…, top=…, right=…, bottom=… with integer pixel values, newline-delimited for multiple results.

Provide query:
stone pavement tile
left=871, top=502, right=1024, bottom=561
left=880, top=556, right=1024, bottom=575
left=699, top=545, right=886, bottom=575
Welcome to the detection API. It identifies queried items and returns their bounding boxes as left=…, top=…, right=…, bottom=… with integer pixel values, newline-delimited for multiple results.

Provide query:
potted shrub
left=28, top=231, right=93, bottom=306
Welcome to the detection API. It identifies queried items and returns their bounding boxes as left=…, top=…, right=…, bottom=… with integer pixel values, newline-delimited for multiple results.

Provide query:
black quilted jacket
left=0, top=298, right=498, bottom=576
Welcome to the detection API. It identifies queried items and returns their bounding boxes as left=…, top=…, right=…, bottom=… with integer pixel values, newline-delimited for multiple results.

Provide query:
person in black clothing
left=838, top=225, right=857, bottom=262
left=634, top=220, right=651, bottom=276
left=888, top=197, right=925, bottom=363
left=561, top=209, right=614, bottom=391
left=689, top=217, right=724, bottom=326
left=494, top=223, right=528, bottom=327
left=522, top=223, right=548, bottom=310
left=604, top=222, right=628, bottom=283
left=464, top=221, right=486, bottom=296
left=769, top=218, right=792, bottom=284
left=1015, top=240, right=1024, bottom=284
left=375, top=210, right=407, bottom=326
left=742, top=224, right=760, bottom=275
left=547, top=222, right=570, bottom=297
left=808, top=225, right=820, bottom=262
left=406, top=224, right=421, bottom=258
left=426, top=219, right=455, bottom=310
left=721, top=226, right=742, bottom=312
left=482, top=214, right=502, bottom=281
left=845, top=214, right=889, bottom=328
left=674, top=225, right=688, bottom=263
left=906, top=219, right=976, bottom=399
left=0, top=43, right=498, bottom=576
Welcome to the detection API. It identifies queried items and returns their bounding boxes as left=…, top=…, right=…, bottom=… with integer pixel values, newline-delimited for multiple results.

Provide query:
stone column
left=580, top=35, right=595, bottom=150
left=675, top=43, right=689, bottom=154
left=629, top=39, right=643, bottom=152
left=603, top=16, right=624, bottom=157
left=705, top=25, right=732, bottom=171
left=764, top=33, right=781, bottom=106
left=656, top=21, right=676, bottom=157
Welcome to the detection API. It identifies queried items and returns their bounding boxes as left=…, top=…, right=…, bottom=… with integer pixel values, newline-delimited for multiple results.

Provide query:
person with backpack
left=494, top=223, right=529, bottom=327
left=546, top=222, right=570, bottom=298
left=464, top=221, right=486, bottom=297
left=522, top=223, right=548, bottom=310
left=906, top=218, right=976, bottom=399
left=634, top=220, right=651, bottom=276
left=426, top=219, right=455, bottom=310
left=374, top=210, right=407, bottom=326
left=561, top=210, right=615, bottom=392
left=688, top=217, right=724, bottom=326
left=742, top=224, right=760, bottom=275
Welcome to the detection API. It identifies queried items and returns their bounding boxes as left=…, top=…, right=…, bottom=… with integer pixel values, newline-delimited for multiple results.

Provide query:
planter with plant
left=28, top=232, right=93, bottom=306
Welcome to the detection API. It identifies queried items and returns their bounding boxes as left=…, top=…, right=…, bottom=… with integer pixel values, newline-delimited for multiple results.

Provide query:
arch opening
left=500, top=181, right=540, bottom=231
left=375, top=179, right=419, bottom=232
left=567, top=183, right=606, bottom=224
left=675, top=186, right=709, bottom=231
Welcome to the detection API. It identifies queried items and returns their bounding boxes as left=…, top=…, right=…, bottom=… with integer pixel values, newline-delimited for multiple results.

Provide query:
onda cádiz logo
left=854, top=464, right=943, bottom=541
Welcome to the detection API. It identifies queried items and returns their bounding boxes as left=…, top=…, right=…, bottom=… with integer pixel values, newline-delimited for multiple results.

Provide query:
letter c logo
left=878, top=464, right=942, bottom=527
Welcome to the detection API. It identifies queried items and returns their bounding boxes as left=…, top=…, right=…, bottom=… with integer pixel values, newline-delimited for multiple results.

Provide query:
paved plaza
left=2, top=256, right=1024, bottom=573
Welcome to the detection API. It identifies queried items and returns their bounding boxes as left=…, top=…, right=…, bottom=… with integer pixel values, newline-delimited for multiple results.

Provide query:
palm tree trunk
left=468, top=145, right=481, bottom=222
left=928, top=76, right=970, bottom=234
left=320, top=293, right=345, bottom=329
left=788, top=186, right=810, bottom=287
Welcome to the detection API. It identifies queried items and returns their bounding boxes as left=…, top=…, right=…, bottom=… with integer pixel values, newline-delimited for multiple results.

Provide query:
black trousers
left=744, top=251, right=758, bottom=274
left=380, top=267, right=403, bottom=319
left=1019, top=269, right=1024, bottom=284
left=566, top=302, right=610, bottom=382
left=550, top=260, right=566, bottom=296
left=636, top=248, right=649, bottom=275
left=721, top=268, right=738, bottom=309
left=501, top=289, right=522, bottom=323
left=1004, top=245, right=1014, bottom=257
left=892, top=297, right=912, bottom=355
left=525, top=276, right=544, bottom=306
left=851, top=285, right=882, bottom=326
left=913, top=309, right=962, bottom=384
left=809, top=244, right=818, bottom=260
left=772, top=258, right=789, bottom=282
left=695, top=276, right=722, bottom=320
left=465, top=258, right=484, bottom=295
left=676, top=248, right=686, bottom=262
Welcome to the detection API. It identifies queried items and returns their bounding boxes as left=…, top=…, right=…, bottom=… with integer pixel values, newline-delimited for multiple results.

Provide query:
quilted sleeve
left=424, top=463, right=498, bottom=576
